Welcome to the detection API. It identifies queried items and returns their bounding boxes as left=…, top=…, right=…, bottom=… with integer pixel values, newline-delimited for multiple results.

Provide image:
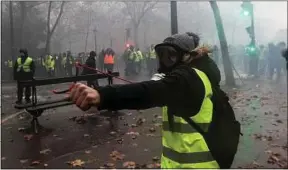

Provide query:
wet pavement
left=1, top=73, right=287, bottom=168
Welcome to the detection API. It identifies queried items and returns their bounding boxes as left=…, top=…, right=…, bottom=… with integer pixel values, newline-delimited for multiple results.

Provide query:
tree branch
left=50, top=1, right=65, bottom=35
left=137, top=1, right=158, bottom=26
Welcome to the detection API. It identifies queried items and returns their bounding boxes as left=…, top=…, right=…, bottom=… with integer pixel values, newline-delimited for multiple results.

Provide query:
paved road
left=1, top=73, right=287, bottom=168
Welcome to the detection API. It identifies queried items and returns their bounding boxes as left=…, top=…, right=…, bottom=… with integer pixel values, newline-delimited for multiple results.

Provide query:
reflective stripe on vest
left=161, top=68, right=219, bottom=169
left=17, top=57, right=33, bottom=72
left=104, top=54, right=114, bottom=64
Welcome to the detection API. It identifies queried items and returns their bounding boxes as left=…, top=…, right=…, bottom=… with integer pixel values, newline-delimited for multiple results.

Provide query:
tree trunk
left=19, top=1, right=27, bottom=48
left=133, top=23, right=139, bottom=48
left=45, top=1, right=65, bottom=54
left=9, top=1, right=15, bottom=61
left=84, top=10, right=91, bottom=53
left=45, top=2, right=52, bottom=54
left=210, top=1, right=235, bottom=86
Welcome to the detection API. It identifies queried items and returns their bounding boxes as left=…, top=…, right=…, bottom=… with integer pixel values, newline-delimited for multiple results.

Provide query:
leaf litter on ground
left=110, top=150, right=125, bottom=161
left=66, top=159, right=85, bottom=167
left=39, top=148, right=51, bottom=155
left=24, top=134, right=34, bottom=141
left=123, top=161, right=136, bottom=168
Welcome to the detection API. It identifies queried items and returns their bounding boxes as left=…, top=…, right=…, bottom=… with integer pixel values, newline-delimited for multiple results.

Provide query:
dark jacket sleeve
left=98, top=65, right=205, bottom=117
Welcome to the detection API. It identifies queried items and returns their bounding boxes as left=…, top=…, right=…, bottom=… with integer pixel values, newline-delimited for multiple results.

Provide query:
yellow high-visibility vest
left=17, top=57, right=33, bottom=72
left=161, top=68, right=219, bottom=169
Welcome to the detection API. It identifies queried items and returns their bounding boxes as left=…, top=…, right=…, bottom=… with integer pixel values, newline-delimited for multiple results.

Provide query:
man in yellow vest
left=14, top=49, right=35, bottom=104
left=135, top=48, right=143, bottom=74
left=148, top=44, right=157, bottom=76
left=69, top=32, right=228, bottom=168
left=45, top=54, right=55, bottom=77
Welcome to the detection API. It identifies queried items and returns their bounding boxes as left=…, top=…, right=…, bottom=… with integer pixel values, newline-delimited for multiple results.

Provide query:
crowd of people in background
left=210, top=41, right=287, bottom=82
left=2, top=41, right=287, bottom=83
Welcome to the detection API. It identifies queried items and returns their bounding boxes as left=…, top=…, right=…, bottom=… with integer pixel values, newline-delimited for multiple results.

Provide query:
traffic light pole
left=250, top=4, right=255, bottom=45
left=171, top=1, right=178, bottom=35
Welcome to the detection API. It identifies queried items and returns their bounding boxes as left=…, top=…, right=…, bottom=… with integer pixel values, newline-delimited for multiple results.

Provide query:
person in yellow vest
left=135, top=48, right=143, bottom=74
left=148, top=44, right=157, bottom=76
left=69, top=32, right=227, bottom=168
left=104, top=48, right=115, bottom=72
left=66, top=51, right=74, bottom=76
left=127, top=45, right=137, bottom=75
left=45, top=54, right=55, bottom=77
left=14, top=49, right=35, bottom=104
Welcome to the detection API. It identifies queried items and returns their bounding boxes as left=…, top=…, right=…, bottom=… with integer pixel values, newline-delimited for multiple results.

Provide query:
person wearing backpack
left=69, top=32, right=241, bottom=168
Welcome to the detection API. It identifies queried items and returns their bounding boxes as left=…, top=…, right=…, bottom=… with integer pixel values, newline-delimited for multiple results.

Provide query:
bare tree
left=123, top=1, right=158, bottom=47
left=9, top=1, right=15, bottom=61
left=45, top=1, right=65, bottom=54
left=84, top=10, right=92, bottom=53
left=210, top=1, right=235, bottom=86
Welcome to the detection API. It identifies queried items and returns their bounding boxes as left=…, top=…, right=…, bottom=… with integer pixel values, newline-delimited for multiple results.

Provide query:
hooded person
left=81, top=50, right=99, bottom=88
left=14, top=48, right=35, bottom=104
left=69, top=32, right=231, bottom=168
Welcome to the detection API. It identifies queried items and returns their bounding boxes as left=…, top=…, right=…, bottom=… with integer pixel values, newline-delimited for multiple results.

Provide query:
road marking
left=1, top=110, right=26, bottom=124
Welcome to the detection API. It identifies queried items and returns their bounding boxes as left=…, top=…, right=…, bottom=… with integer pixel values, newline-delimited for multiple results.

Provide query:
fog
left=1, top=1, right=287, bottom=57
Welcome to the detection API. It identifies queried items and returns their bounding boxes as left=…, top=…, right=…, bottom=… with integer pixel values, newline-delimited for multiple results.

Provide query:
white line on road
left=1, top=110, right=26, bottom=124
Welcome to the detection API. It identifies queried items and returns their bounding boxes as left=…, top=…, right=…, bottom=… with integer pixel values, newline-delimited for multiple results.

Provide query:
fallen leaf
left=20, top=159, right=28, bottom=164
left=110, top=131, right=117, bottom=135
left=83, top=134, right=90, bottom=137
left=18, top=127, right=25, bottom=132
left=104, top=163, right=115, bottom=168
left=126, top=132, right=139, bottom=136
left=53, top=134, right=58, bottom=137
left=1, top=157, right=6, bottom=160
left=116, top=138, right=124, bottom=144
left=44, top=163, right=48, bottom=167
left=24, top=134, right=33, bottom=141
left=276, top=120, right=283, bottom=124
left=146, top=164, right=154, bottom=168
left=67, top=159, right=85, bottom=167
left=85, top=150, right=91, bottom=154
left=127, top=113, right=132, bottom=116
left=123, top=161, right=136, bottom=168
left=30, top=160, right=40, bottom=166
left=152, top=156, right=160, bottom=162
left=274, top=114, right=279, bottom=117
left=149, top=127, right=156, bottom=133
left=110, top=151, right=125, bottom=161
left=130, top=124, right=137, bottom=128
left=136, top=118, right=146, bottom=126
left=40, top=149, right=51, bottom=155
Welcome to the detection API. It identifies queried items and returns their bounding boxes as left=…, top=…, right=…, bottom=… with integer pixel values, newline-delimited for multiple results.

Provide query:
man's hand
left=69, top=83, right=100, bottom=111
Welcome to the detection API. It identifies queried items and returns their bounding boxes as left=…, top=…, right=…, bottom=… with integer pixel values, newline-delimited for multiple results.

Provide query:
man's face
left=156, top=46, right=182, bottom=73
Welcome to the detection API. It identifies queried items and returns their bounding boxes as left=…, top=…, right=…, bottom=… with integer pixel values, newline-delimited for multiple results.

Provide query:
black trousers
left=17, top=82, right=31, bottom=101
left=104, top=64, right=114, bottom=72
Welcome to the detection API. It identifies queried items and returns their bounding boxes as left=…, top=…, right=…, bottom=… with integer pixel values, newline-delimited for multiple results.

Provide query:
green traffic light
left=243, top=10, right=250, bottom=16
